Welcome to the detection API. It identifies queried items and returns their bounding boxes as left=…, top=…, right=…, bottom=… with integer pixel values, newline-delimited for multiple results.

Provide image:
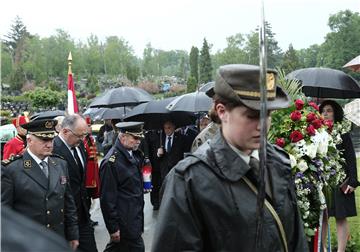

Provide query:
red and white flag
left=67, top=52, right=79, bottom=114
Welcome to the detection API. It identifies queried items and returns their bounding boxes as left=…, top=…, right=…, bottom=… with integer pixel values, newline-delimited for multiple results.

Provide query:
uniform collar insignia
left=24, top=160, right=31, bottom=168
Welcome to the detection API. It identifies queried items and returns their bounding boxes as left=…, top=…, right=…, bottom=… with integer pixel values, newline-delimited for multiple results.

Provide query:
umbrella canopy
left=166, top=91, right=213, bottom=113
left=344, top=99, right=360, bottom=126
left=286, top=67, right=360, bottom=98
left=123, top=97, right=196, bottom=129
left=83, top=107, right=131, bottom=121
left=89, top=87, right=153, bottom=108
left=0, top=124, right=17, bottom=143
left=30, top=110, right=66, bottom=120
left=343, top=55, right=360, bottom=72
left=198, top=81, right=215, bottom=92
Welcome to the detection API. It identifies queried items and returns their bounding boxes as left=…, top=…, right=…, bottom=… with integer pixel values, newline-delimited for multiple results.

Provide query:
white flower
left=297, top=159, right=309, bottom=172
left=305, top=142, right=318, bottom=159
left=289, top=154, right=297, bottom=168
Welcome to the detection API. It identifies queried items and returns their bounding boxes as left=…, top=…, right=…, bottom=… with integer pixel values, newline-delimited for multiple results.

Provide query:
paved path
left=92, top=193, right=157, bottom=252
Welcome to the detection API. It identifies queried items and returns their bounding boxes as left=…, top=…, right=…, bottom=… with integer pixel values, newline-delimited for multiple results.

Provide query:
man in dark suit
left=1, top=119, right=79, bottom=250
left=156, top=120, right=185, bottom=198
left=53, top=114, right=98, bottom=252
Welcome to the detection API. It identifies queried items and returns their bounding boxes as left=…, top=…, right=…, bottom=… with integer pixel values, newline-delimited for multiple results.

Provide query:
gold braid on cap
left=234, top=73, right=276, bottom=99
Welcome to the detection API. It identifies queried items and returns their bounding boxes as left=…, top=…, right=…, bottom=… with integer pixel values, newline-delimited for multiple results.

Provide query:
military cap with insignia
left=206, top=64, right=290, bottom=110
left=115, top=121, right=144, bottom=139
left=22, top=119, right=58, bottom=140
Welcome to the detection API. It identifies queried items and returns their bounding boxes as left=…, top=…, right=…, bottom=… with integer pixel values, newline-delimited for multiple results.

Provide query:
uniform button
left=60, top=209, right=64, bottom=213
left=45, top=198, right=49, bottom=201
left=47, top=210, right=51, bottom=215
left=60, top=222, right=63, bottom=225
left=46, top=224, right=50, bottom=228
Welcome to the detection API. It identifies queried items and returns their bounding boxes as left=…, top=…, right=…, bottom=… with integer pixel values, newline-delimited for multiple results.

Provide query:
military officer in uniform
left=1, top=119, right=79, bottom=250
left=100, top=122, right=145, bottom=252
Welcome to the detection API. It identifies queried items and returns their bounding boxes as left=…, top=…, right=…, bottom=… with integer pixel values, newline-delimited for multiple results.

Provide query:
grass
left=328, top=158, right=360, bottom=251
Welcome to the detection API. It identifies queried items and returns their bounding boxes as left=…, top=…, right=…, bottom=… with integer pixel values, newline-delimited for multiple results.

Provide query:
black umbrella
left=286, top=67, right=360, bottom=98
left=89, top=87, right=153, bottom=108
left=84, top=107, right=131, bottom=121
left=166, top=91, right=213, bottom=113
left=198, top=81, right=214, bottom=92
left=30, top=110, right=65, bottom=120
left=123, top=97, right=196, bottom=130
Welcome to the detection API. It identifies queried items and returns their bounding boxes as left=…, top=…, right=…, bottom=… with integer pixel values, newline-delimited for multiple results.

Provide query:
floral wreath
left=269, top=97, right=348, bottom=239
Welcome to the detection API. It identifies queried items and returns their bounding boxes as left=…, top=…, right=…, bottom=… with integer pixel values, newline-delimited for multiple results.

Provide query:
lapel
left=54, top=137, right=82, bottom=178
left=22, top=151, right=48, bottom=190
left=47, top=156, right=61, bottom=196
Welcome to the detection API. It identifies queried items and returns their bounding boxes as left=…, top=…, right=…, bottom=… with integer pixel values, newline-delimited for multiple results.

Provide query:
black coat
left=156, top=132, right=185, bottom=180
left=328, top=133, right=360, bottom=218
left=1, top=151, right=79, bottom=241
left=152, top=131, right=308, bottom=252
left=52, top=136, right=90, bottom=224
left=100, top=138, right=145, bottom=239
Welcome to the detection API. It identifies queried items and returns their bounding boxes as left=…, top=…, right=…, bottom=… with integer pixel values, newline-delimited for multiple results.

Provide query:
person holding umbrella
left=151, top=64, right=308, bottom=252
left=320, top=100, right=360, bottom=251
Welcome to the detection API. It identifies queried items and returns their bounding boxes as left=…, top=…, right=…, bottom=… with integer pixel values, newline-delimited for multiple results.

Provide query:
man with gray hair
left=53, top=114, right=98, bottom=252
left=1, top=119, right=79, bottom=250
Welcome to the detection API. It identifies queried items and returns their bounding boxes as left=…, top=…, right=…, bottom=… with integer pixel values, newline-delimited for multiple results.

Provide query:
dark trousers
left=150, top=171, right=161, bottom=208
left=104, top=236, right=144, bottom=252
left=77, top=221, right=98, bottom=252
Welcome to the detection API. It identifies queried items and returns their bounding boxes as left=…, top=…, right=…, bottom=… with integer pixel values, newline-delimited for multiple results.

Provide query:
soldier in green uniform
left=1, top=119, right=79, bottom=250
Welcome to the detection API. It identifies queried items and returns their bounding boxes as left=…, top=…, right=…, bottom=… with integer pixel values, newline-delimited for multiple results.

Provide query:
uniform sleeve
left=100, top=160, right=120, bottom=234
left=63, top=163, right=79, bottom=241
left=342, top=133, right=359, bottom=187
left=3, top=142, right=16, bottom=160
left=1, top=165, right=14, bottom=207
left=151, top=169, right=204, bottom=252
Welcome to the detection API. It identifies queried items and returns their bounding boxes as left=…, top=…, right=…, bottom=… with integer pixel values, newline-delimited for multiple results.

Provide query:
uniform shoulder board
left=1, top=155, right=22, bottom=166
left=50, top=154, right=65, bottom=159
left=109, top=155, right=116, bottom=163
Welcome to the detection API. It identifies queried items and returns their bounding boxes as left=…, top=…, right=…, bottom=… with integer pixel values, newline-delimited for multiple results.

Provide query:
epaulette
left=1, top=154, right=23, bottom=166
left=109, top=152, right=117, bottom=163
left=50, top=154, right=65, bottom=159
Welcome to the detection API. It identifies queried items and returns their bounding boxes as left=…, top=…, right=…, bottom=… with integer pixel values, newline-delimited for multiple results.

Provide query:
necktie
left=167, top=136, right=172, bottom=153
left=72, top=147, right=83, bottom=171
left=40, top=161, right=49, bottom=178
left=249, top=157, right=272, bottom=198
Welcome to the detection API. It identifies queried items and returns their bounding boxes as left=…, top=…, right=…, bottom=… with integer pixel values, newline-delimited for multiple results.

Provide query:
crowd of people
left=1, top=64, right=359, bottom=252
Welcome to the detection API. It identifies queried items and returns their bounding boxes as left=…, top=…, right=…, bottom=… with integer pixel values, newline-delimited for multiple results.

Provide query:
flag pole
left=67, top=52, right=79, bottom=114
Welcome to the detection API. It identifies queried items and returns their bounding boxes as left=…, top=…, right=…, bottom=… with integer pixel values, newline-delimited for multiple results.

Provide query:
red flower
left=294, top=99, right=305, bottom=110
left=309, top=102, right=319, bottom=111
left=306, top=112, right=317, bottom=122
left=306, top=124, right=316, bottom=136
left=323, top=119, right=334, bottom=132
left=275, top=138, right=286, bottom=148
left=290, top=111, right=302, bottom=121
left=289, top=130, right=304, bottom=143
left=312, top=119, right=322, bottom=129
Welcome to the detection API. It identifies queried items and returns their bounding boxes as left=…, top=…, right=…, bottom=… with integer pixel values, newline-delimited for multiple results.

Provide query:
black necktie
left=72, top=147, right=83, bottom=171
left=167, top=136, right=172, bottom=153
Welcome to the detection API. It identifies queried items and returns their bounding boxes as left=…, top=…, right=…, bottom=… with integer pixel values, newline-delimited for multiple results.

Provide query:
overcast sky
left=1, top=0, right=359, bottom=57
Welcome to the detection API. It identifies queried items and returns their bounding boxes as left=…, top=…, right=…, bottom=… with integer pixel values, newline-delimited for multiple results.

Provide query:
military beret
left=22, top=119, right=57, bottom=140
left=115, top=121, right=144, bottom=139
left=206, top=64, right=290, bottom=110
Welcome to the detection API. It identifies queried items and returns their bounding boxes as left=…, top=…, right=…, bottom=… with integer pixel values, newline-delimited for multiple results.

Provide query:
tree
left=187, top=76, right=197, bottom=92
left=244, top=22, right=283, bottom=68
left=280, top=44, right=301, bottom=74
left=189, top=46, right=199, bottom=83
left=317, top=10, right=360, bottom=70
left=199, top=39, right=213, bottom=84
left=23, top=87, right=65, bottom=110
left=297, top=44, right=321, bottom=68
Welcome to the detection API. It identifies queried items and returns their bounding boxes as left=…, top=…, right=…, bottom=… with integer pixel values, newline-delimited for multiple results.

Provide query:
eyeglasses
left=66, top=128, right=88, bottom=139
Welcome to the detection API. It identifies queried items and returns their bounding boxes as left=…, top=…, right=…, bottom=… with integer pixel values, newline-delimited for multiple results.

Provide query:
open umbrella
left=89, top=87, right=153, bottom=108
left=123, top=97, right=196, bottom=130
left=30, top=110, right=66, bottom=120
left=166, top=91, right=212, bottom=113
left=286, top=67, right=360, bottom=98
left=344, top=99, right=360, bottom=126
left=343, top=55, right=360, bottom=72
left=84, top=107, right=132, bottom=121
left=198, top=81, right=214, bottom=92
